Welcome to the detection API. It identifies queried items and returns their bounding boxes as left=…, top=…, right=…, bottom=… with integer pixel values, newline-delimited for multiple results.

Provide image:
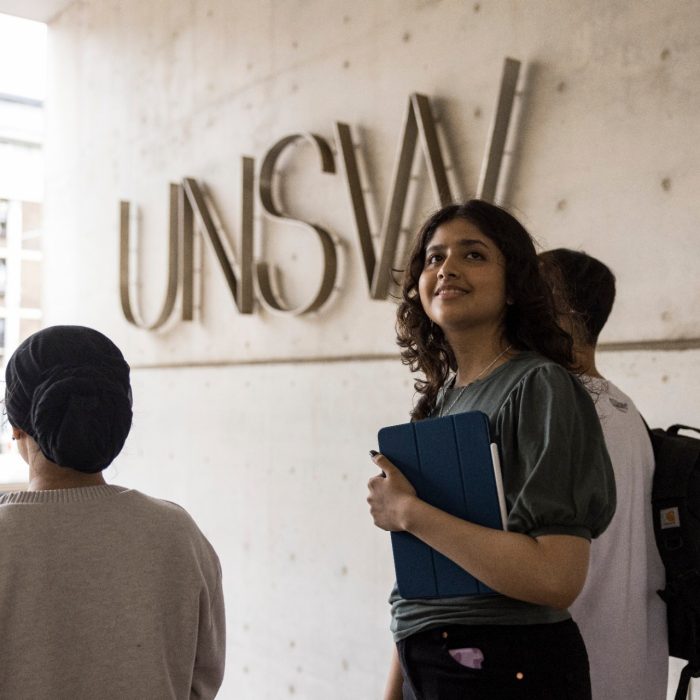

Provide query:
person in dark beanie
left=0, top=325, right=225, bottom=699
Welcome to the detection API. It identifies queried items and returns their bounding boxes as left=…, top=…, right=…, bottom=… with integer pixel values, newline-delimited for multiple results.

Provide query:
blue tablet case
left=378, top=411, right=506, bottom=599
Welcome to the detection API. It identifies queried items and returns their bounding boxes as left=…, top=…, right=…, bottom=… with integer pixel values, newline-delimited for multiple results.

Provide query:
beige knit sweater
left=0, top=485, right=225, bottom=699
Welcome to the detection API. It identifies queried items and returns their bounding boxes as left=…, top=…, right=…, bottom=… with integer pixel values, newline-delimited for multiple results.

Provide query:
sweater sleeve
left=191, top=558, right=226, bottom=699
left=495, top=364, right=616, bottom=540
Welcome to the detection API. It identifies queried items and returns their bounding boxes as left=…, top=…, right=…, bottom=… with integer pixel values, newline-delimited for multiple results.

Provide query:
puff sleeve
left=496, top=364, right=616, bottom=540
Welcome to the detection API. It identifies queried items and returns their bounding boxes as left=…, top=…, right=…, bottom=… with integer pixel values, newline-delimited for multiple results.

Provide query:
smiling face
left=418, top=217, right=508, bottom=337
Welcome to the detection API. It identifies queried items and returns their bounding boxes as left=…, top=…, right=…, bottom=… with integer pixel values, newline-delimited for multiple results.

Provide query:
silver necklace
left=438, top=345, right=513, bottom=417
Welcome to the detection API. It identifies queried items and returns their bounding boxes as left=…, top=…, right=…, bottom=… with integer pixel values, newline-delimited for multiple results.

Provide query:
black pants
left=397, top=619, right=591, bottom=700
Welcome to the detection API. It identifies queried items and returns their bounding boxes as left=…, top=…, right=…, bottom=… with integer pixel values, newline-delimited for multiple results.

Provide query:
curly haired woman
left=367, top=201, right=616, bottom=700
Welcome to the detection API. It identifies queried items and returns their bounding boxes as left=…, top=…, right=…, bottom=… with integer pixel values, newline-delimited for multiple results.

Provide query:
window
left=0, top=199, right=8, bottom=239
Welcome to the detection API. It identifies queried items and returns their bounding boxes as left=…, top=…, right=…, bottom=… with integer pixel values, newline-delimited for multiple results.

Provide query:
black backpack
left=648, top=424, right=700, bottom=700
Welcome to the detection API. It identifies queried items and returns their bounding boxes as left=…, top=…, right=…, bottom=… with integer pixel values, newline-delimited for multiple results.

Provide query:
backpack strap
left=674, top=660, right=700, bottom=700
left=675, top=664, right=693, bottom=700
left=668, top=424, right=700, bottom=437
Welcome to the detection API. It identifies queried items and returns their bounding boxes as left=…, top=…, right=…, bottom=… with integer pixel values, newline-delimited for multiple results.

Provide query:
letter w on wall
left=335, top=57, right=520, bottom=300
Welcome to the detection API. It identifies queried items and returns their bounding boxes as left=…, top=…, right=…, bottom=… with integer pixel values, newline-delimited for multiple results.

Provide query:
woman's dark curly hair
left=396, top=200, right=575, bottom=420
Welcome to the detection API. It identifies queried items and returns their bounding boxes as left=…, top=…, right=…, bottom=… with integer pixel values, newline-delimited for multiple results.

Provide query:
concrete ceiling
left=0, top=0, right=74, bottom=23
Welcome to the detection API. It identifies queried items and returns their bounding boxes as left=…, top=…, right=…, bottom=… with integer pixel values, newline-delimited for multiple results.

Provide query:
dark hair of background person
left=4, top=325, right=133, bottom=473
left=396, top=200, right=575, bottom=421
left=538, top=248, right=617, bottom=347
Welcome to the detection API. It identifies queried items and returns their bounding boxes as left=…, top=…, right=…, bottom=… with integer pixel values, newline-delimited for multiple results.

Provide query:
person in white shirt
left=539, top=248, right=668, bottom=700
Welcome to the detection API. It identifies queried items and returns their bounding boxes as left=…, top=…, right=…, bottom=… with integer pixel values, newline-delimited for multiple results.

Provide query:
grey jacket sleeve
left=191, top=560, right=226, bottom=699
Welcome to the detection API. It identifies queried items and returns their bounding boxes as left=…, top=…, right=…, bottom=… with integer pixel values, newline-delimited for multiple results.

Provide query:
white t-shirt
left=569, top=377, right=668, bottom=700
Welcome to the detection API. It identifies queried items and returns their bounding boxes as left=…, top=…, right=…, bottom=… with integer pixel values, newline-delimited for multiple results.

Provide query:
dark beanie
left=4, top=325, right=133, bottom=473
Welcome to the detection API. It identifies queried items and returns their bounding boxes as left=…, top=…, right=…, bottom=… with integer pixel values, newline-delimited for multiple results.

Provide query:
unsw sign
left=119, top=58, right=520, bottom=330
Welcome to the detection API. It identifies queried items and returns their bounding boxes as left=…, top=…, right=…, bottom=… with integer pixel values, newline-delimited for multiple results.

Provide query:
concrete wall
left=43, top=1, right=700, bottom=697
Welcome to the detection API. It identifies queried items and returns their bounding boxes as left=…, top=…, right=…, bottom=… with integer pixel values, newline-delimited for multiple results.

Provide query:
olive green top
left=390, top=351, right=616, bottom=641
